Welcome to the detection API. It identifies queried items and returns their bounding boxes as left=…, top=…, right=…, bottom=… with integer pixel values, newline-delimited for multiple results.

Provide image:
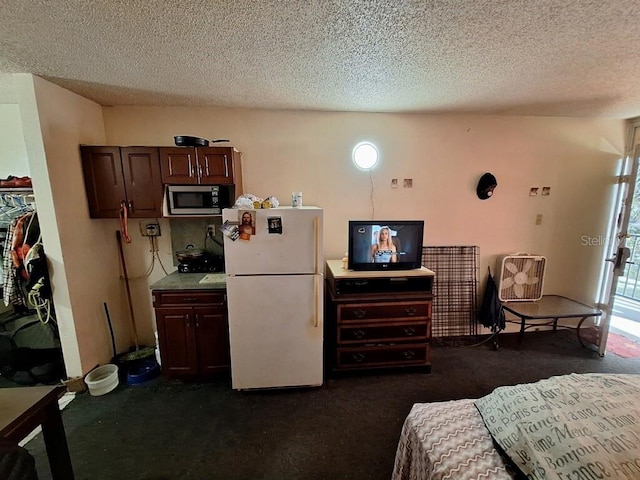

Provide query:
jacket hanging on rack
left=478, top=270, right=505, bottom=330
left=2, top=211, right=40, bottom=308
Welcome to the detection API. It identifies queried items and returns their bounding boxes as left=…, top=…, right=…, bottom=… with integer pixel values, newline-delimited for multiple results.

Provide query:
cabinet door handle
left=352, top=329, right=366, bottom=339
left=405, top=307, right=417, bottom=316
left=188, top=159, right=194, bottom=178
left=402, top=350, right=415, bottom=359
left=223, top=155, right=229, bottom=177
left=198, top=163, right=203, bottom=178
left=185, top=314, right=190, bottom=328
left=353, top=309, right=367, bottom=318
left=195, top=313, right=199, bottom=329
left=128, top=201, right=133, bottom=212
left=403, top=327, right=416, bottom=336
left=352, top=353, right=366, bottom=363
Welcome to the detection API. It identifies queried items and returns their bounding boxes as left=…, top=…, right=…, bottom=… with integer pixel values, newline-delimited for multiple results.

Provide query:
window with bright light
left=352, top=142, right=378, bottom=170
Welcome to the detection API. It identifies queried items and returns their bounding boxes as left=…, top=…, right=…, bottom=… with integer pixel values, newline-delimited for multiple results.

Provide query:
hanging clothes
left=0, top=194, right=39, bottom=308
left=12, top=212, right=39, bottom=280
left=1, top=219, right=20, bottom=306
left=478, top=270, right=505, bottom=330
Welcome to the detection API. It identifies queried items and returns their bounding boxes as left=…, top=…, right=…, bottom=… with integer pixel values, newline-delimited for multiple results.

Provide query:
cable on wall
left=369, top=168, right=375, bottom=220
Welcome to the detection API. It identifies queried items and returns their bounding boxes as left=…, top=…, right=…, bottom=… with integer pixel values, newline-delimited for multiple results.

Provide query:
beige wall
left=101, top=107, right=625, bottom=337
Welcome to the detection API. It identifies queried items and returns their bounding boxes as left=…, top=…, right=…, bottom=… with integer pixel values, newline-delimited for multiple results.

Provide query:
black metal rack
left=422, top=246, right=479, bottom=343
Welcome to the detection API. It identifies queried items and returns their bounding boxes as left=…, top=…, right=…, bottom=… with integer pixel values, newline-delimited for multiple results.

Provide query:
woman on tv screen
left=370, top=226, right=398, bottom=263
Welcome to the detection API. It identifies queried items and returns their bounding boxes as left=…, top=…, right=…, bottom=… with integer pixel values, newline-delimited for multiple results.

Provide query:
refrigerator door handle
left=313, top=216, right=319, bottom=274
left=314, top=275, right=320, bottom=328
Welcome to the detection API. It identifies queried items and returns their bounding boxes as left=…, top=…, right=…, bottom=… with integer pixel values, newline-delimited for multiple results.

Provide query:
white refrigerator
left=222, top=206, right=323, bottom=390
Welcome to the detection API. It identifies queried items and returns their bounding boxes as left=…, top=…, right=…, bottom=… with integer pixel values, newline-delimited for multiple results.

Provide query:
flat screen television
left=347, top=220, right=425, bottom=271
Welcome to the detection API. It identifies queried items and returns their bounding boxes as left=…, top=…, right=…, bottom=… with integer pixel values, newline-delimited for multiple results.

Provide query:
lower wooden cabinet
left=152, top=289, right=230, bottom=379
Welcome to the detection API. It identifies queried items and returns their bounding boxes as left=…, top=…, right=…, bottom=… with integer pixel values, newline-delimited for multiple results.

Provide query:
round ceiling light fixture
left=352, top=142, right=379, bottom=170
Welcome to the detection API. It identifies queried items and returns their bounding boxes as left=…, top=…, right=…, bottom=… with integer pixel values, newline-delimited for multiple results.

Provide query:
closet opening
left=0, top=187, right=64, bottom=387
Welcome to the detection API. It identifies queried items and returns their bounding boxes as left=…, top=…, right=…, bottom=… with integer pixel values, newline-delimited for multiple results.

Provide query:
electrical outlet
left=141, top=221, right=161, bottom=237
left=207, top=224, right=215, bottom=237
left=403, top=178, right=413, bottom=188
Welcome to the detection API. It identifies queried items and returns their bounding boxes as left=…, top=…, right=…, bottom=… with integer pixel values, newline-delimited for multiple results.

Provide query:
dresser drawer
left=337, top=343, right=429, bottom=369
left=338, top=321, right=429, bottom=344
left=337, top=301, right=430, bottom=323
left=153, top=290, right=226, bottom=307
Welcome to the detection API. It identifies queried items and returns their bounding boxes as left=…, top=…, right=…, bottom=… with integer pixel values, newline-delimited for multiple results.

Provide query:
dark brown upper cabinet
left=159, top=147, right=241, bottom=185
left=80, top=146, right=163, bottom=218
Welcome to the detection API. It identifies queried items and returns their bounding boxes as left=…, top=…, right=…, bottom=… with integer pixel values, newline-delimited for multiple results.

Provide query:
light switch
left=535, top=214, right=543, bottom=225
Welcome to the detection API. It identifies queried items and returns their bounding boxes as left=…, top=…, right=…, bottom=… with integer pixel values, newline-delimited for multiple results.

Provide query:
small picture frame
left=268, top=216, right=282, bottom=234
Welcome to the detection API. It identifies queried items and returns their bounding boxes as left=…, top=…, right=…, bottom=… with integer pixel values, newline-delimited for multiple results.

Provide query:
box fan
left=497, top=254, right=546, bottom=301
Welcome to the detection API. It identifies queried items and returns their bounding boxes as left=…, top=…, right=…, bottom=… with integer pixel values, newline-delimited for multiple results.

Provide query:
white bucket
left=85, top=364, right=119, bottom=396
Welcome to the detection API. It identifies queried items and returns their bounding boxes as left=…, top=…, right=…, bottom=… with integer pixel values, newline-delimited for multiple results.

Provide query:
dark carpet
left=25, top=330, right=640, bottom=480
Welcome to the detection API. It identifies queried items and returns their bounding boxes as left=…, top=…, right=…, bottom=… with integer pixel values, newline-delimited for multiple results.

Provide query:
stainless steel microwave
left=166, top=185, right=231, bottom=215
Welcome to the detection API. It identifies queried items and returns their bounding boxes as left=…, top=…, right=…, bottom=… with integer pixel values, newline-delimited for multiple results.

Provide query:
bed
left=392, top=373, right=640, bottom=480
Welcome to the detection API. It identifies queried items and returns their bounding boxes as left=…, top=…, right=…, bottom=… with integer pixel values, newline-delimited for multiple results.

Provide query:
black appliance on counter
left=178, top=255, right=224, bottom=273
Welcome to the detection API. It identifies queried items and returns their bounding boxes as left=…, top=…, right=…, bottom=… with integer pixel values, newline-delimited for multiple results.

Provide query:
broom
left=115, top=230, right=155, bottom=363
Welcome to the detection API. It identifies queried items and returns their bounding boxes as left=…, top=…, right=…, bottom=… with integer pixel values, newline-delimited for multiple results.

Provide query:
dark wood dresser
left=324, top=260, right=435, bottom=374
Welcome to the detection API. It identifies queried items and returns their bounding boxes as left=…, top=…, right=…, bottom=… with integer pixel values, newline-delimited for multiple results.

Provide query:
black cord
left=103, top=302, right=117, bottom=358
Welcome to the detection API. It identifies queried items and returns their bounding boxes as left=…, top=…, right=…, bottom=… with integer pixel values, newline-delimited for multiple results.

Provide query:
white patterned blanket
left=475, top=373, right=640, bottom=480
left=391, top=399, right=516, bottom=480
left=392, top=373, right=640, bottom=480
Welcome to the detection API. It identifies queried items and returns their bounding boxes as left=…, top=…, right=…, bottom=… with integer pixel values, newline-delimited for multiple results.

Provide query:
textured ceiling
left=1, top=0, right=640, bottom=118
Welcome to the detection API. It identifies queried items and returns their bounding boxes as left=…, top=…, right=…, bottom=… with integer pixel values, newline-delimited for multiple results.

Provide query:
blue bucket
left=126, top=358, right=160, bottom=385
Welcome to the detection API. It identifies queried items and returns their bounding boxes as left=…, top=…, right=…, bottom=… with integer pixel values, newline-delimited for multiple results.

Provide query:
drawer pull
left=403, top=327, right=416, bottom=336
left=403, top=350, right=416, bottom=359
left=183, top=297, right=198, bottom=303
left=352, top=329, right=366, bottom=339
left=352, top=309, right=367, bottom=318
left=351, top=353, right=366, bottom=362
left=404, top=307, right=417, bottom=316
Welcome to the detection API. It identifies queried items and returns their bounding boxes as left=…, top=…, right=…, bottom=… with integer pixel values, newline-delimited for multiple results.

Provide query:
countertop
left=149, top=271, right=227, bottom=290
